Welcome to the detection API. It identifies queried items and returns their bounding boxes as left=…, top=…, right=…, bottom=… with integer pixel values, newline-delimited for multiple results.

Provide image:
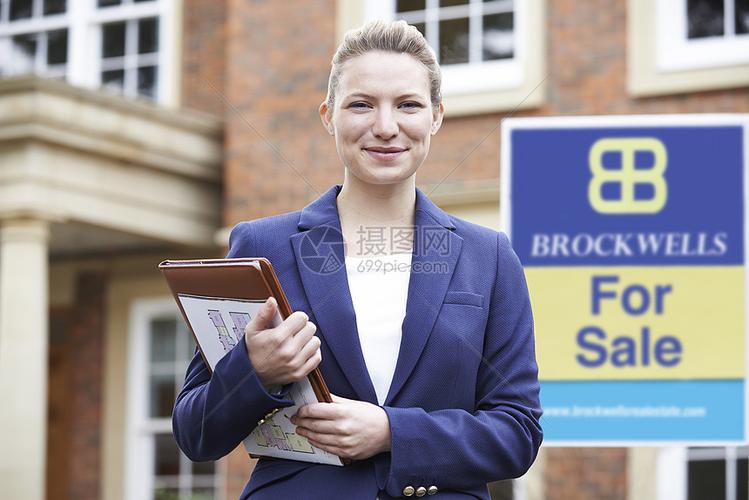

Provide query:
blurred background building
left=0, top=0, right=747, bottom=499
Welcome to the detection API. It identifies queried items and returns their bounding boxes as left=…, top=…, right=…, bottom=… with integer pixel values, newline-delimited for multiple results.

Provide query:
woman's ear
left=431, top=102, right=445, bottom=135
left=319, top=101, right=334, bottom=135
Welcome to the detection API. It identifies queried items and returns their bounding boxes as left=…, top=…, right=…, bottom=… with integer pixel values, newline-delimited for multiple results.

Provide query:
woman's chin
left=357, top=170, right=415, bottom=187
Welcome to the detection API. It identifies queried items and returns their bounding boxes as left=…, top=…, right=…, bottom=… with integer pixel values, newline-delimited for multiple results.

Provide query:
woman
left=173, top=20, right=542, bottom=499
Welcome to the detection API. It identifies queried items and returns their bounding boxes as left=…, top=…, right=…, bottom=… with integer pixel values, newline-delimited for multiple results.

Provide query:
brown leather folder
left=158, top=257, right=333, bottom=404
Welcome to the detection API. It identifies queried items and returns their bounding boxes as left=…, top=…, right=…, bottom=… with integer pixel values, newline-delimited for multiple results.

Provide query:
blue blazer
left=173, top=184, right=542, bottom=499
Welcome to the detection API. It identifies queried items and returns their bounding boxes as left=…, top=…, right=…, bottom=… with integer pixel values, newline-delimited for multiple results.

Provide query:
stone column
left=0, top=218, right=50, bottom=500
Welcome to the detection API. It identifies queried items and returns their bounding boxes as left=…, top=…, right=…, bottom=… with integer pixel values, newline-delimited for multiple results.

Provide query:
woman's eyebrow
left=344, top=92, right=426, bottom=101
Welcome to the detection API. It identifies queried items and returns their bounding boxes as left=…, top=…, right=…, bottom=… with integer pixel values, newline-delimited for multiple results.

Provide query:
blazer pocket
left=443, top=290, right=484, bottom=308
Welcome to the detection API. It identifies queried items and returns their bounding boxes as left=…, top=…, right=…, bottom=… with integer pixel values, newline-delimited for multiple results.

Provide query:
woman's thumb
left=247, top=297, right=276, bottom=333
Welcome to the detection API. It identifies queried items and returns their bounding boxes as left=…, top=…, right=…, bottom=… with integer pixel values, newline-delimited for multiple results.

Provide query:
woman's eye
left=400, top=101, right=423, bottom=110
left=349, top=102, right=371, bottom=109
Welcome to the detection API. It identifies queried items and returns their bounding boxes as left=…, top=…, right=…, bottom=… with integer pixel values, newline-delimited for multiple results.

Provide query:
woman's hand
left=244, top=297, right=322, bottom=389
left=291, top=394, right=391, bottom=460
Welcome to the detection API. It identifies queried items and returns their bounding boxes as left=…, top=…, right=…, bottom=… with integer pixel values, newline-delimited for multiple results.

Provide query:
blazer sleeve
left=378, top=232, right=543, bottom=495
left=171, top=222, right=295, bottom=462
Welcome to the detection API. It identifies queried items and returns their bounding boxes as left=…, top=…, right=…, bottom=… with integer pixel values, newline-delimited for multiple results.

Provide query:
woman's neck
left=336, top=176, right=416, bottom=257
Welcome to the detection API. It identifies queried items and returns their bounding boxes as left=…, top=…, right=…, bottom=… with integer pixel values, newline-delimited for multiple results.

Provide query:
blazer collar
left=297, top=184, right=456, bottom=232
left=291, top=184, right=461, bottom=404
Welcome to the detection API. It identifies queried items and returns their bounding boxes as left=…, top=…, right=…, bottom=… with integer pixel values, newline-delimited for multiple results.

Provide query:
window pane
left=102, top=21, right=126, bottom=58
left=47, top=29, right=68, bottom=65
left=43, top=0, right=66, bottom=15
left=440, top=0, right=468, bottom=6
left=413, top=22, right=426, bottom=37
left=439, top=18, right=469, bottom=64
left=101, top=69, right=124, bottom=91
left=135, top=0, right=156, bottom=2
left=483, top=12, right=514, bottom=60
left=193, top=459, right=215, bottom=476
left=154, top=434, right=180, bottom=475
left=98, top=0, right=121, bottom=7
left=150, top=318, right=176, bottom=363
left=138, top=18, right=159, bottom=54
left=397, top=0, right=425, bottom=12
left=153, top=488, right=179, bottom=500
left=737, top=0, right=749, bottom=34
left=189, top=489, right=214, bottom=500
left=687, top=459, right=726, bottom=500
left=10, top=0, right=32, bottom=20
left=137, top=65, right=157, bottom=98
left=149, top=372, right=175, bottom=418
left=739, top=458, right=748, bottom=500
left=12, top=34, right=36, bottom=72
left=687, top=0, right=725, bottom=38
left=487, top=480, right=514, bottom=500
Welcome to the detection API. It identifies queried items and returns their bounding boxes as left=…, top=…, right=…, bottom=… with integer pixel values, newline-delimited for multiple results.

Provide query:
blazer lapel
left=290, top=185, right=378, bottom=403
left=384, top=189, right=463, bottom=405
left=289, top=185, right=463, bottom=406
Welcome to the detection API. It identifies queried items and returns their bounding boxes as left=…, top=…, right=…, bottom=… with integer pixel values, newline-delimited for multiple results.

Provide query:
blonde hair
left=325, top=20, right=442, bottom=113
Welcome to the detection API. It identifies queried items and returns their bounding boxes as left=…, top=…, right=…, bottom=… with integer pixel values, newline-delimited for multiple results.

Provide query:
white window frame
left=365, top=0, right=524, bottom=96
left=0, top=0, right=69, bottom=77
left=0, top=0, right=177, bottom=104
left=656, top=446, right=748, bottom=500
left=655, top=0, right=749, bottom=72
left=125, top=297, right=224, bottom=500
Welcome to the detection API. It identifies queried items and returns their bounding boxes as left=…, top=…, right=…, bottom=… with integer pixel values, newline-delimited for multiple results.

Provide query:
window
left=655, top=0, right=749, bottom=71
left=0, top=0, right=69, bottom=78
left=126, top=299, right=223, bottom=500
left=374, top=0, right=521, bottom=95
left=628, top=0, right=749, bottom=96
left=100, top=16, right=159, bottom=98
left=687, top=447, right=748, bottom=500
left=0, top=0, right=176, bottom=103
left=394, top=0, right=514, bottom=64
left=656, top=446, right=749, bottom=500
left=359, top=0, right=545, bottom=115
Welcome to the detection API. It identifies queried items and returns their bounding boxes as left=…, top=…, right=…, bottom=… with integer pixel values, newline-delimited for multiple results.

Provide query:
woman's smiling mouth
left=363, top=146, right=408, bottom=162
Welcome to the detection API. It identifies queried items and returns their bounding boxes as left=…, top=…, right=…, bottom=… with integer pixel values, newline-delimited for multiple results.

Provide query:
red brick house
left=0, top=1, right=747, bottom=499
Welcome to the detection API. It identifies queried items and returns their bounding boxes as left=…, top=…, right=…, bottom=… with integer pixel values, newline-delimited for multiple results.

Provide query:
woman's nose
left=372, top=109, right=399, bottom=140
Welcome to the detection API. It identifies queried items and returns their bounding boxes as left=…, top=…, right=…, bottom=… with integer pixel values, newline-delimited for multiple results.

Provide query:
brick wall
left=545, top=448, right=627, bottom=500
left=217, top=0, right=748, bottom=227
left=222, top=0, right=340, bottom=224
left=181, top=0, right=228, bottom=117
left=46, top=272, right=108, bottom=500
left=47, top=308, right=72, bottom=500
left=68, top=272, right=108, bottom=500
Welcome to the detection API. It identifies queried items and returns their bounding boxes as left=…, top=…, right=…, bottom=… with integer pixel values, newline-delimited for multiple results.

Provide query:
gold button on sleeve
left=403, top=485, right=415, bottom=496
left=427, top=485, right=438, bottom=495
left=416, top=486, right=427, bottom=497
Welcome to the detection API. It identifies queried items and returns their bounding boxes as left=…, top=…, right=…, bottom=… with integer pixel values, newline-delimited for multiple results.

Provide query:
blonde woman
left=173, top=20, right=542, bottom=500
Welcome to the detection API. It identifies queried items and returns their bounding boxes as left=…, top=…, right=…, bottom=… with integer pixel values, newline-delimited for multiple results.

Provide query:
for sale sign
left=501, top=115, right=748, bottom=444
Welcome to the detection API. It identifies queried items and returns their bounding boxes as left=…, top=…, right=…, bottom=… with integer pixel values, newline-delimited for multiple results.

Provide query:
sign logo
left=588, top=138, right=668, bottom=214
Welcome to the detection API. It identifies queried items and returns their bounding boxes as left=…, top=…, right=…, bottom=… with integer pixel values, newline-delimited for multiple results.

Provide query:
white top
left=344, top=252, right=412, bottom=405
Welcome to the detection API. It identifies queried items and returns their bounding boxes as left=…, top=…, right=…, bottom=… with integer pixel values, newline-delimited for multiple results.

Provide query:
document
left=177, top=293, right=343, bottom=466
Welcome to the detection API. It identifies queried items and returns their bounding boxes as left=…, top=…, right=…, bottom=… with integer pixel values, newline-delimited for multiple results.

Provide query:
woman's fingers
left=291, top=320, right=317, bottom=351
left=303, top=437, right=348, bottom=458
left=294, top=417, right=344, bottom=435
left=295, top=334, right=320, bottom=365
left=296, top=428, right=341, bottom=446
left=295, top=401, right=343, bottom=420
left=289, top=345, right=322, bottom=381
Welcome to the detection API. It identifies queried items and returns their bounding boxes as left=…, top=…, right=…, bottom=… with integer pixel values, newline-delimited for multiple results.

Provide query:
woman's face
left=320, top=50, right=444, bottom=187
